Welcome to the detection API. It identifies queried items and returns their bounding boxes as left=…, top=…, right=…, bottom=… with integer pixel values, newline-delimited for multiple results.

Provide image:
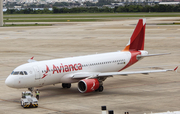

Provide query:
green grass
left=3, top=24, right=53, bottom=26
left=3, top=13, right=180, bottom=19
left=3, top=13, right=180, bottom=25
left=4, top=19, right=104, bottom=22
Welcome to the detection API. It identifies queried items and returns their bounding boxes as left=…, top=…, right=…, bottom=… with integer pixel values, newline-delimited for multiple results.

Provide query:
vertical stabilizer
left=123, top=19, right=146, bottom=51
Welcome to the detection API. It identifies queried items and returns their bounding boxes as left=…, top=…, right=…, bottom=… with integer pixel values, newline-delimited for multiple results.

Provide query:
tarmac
left=0, top=17, right=180, bottom=114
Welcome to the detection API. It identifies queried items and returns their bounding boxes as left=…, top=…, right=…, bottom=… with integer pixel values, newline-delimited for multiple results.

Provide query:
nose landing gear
left=28, top=87, right=34, bottom=93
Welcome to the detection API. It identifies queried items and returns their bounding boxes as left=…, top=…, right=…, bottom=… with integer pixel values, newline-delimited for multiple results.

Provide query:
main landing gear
left=62, top=83, right=71, bottom=88
left=96, top=79, right=104, bottom=92
left=95, top=85, right=104, bottom=92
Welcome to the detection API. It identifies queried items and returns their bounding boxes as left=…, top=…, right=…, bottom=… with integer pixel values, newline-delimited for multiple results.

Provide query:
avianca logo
left=52, top=63, right=82, bottom=74
left=42, top=65, right=49, bottom=79
left=42, top=63, right=82, bottom=79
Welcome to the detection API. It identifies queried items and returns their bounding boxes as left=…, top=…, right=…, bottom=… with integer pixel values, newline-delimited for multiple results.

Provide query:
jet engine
left=78, top=79, right=100, bottom=93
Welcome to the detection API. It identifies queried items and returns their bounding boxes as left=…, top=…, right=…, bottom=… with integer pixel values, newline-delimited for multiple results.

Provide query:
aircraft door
left=33, top=66, right=41, bottom=80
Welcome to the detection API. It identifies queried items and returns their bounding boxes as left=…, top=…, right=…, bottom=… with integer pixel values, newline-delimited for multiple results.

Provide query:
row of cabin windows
left=82, top=59, right=124, bottom=67
left=42, top=59, right=124, bottom=73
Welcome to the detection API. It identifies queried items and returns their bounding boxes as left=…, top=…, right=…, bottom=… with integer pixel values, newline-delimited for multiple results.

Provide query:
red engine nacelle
left=78, top=79, right=100, bottom=93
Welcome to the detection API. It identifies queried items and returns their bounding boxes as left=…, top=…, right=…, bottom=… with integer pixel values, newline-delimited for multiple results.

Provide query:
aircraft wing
left=72, top=66, right=178, bottom=79
left=72, top=72, right=101, bottom=79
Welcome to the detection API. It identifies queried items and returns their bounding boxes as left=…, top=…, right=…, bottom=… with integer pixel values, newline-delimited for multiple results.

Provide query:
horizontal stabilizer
left=137, top=53, right=171, bottom=58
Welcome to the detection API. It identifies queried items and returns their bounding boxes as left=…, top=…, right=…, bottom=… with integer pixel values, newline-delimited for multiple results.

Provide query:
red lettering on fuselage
left=42, top=63, right=82, bottom=79
left=64, top=65, right=69, bottom=72
left=53, top=65, right=59, bottom=74
left=68, top=64, right=74, bottom=71
left=74, top=64, right=78, bottom=71
left=52, top=63, right=82, bottom=74
left=78, top=63, right=82, bottom=70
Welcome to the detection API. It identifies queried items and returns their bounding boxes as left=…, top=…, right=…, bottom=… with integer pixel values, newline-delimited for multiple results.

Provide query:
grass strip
left=3, top=24, right=53, bottom=27
left=4, top=19, right=104, bottom=22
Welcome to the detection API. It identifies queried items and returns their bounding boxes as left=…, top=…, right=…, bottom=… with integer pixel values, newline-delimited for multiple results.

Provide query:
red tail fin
left=123, top=19, right=146, bottom=51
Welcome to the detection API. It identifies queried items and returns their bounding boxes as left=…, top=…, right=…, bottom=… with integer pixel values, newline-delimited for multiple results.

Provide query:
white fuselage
left=5, top=50, right=147, bottom=88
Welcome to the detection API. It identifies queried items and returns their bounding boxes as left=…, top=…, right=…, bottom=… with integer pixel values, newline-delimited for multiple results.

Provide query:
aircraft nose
left=5, top=76, right=14, bottom=87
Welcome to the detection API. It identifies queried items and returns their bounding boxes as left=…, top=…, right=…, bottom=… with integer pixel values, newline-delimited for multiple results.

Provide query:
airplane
left=5, top=19, right=178, bottom=93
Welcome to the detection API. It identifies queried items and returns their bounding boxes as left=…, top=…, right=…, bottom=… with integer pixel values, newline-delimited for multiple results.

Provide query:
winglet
left=123, top=18, right=146, bottom=51
left=28, top=56, right=37, bottom=63
left=174, top=66, right=178, bottom=72
left=30, top=56, right=34, bottom=60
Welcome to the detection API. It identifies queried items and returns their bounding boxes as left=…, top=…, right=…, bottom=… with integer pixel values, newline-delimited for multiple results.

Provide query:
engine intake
left=78, top=79, right=100, bottom=93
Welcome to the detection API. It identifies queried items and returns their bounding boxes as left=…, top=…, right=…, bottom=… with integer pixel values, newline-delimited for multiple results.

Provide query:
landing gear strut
left=98, top=86, right=104, bottom=92
left=62, top=83, right=71, bottom=88
left=96, top=79, right=104, bottom=92
left=28, top=87, right=34, bottom=92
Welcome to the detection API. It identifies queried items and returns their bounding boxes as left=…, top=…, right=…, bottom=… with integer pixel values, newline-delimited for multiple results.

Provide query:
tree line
left=4, top=0, right=114, bottom=8
left=4, top=4, right=180, bottom=14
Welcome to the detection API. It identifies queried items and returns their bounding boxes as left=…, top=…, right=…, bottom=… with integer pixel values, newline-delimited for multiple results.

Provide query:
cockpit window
left=20, top=71, right=24, bottom=75
left=11, top=71, right=14, bottom=75
left=11, top=71, right=28, bottom=75
left=24, top=71, right=28, bottom=75
left=13, top=71, right=19, bottom=75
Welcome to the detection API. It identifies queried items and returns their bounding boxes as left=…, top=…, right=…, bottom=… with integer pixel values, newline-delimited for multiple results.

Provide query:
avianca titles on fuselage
left=5, top=19, right=175, bottom=93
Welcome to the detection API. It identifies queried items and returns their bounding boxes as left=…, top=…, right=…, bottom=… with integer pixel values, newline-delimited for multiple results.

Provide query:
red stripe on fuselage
left=119, top=51, right=141, bottom=71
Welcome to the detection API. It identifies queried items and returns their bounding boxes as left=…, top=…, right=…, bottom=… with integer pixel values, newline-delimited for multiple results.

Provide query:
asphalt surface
left=0, top=17, right=180, bottom=114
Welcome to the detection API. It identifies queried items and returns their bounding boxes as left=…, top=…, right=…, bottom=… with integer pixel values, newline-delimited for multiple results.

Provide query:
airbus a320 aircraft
left=5, top=19, right=178, bottom=93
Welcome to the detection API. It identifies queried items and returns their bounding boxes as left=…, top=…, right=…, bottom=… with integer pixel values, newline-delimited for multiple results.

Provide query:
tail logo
left=123, top=19, right=146, bottom=51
